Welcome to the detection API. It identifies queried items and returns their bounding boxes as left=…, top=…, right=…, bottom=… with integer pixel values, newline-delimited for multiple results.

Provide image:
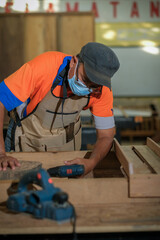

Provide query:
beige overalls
left=14, top=82, right=89, bottom=152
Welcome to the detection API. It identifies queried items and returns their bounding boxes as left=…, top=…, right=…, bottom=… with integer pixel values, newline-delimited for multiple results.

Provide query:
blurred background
left=0, top=0, right=160, bottom=148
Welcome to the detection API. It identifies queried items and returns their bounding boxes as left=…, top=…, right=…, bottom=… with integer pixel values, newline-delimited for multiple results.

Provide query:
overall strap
left=61, top=60, right=70, bottom=125
left=50, top=56, right=71, bottom=127
left=51, top=56, right=71, bottom=95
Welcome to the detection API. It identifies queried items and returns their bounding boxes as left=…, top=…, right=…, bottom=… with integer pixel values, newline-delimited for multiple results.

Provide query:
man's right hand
left=0, top=153, right=20, bottom=171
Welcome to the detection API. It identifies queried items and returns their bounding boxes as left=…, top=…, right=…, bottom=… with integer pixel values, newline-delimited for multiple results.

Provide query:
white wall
left=112, top=47, right=160, bottom=96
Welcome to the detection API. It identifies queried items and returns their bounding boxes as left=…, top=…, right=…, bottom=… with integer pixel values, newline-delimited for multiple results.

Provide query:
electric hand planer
left=7, top=168, right=75, bottom=222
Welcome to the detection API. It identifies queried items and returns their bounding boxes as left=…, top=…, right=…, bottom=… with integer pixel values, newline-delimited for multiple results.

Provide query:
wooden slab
left=0, top=160, right=42, bottom=180
left=133, top=145, right=160, bottom=174
left=5, top=151, right=89, bottom=170
left=1, top=151, right=160, bottom=204
left=0, top=151, right=160, bottom=234
left=114, top=139, right=160, bottom=197
left=0, top=13, right=94, bottom=82
left=129, top=174, right=160, bottom=198
left=0, top=202, right=160, bottom=234
left=58, top=12, right=94, bottom=55
left=147, top=137, right=160, bottom=158
left=114, top=139, right=133, bottom=176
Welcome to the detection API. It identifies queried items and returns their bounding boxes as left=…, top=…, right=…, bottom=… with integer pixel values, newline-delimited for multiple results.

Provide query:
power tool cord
left=69, top=202, right=78, bottom=240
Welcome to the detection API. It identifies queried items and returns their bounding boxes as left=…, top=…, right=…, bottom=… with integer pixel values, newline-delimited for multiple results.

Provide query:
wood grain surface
left=0, top=149, right=160, bottom=234
left=0, top=202, right=160, bottom=234
left=0, top=161, right=42, bottom=180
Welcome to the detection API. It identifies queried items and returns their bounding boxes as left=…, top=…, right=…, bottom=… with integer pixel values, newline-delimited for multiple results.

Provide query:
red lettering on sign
left=47, top=3, right=54, bottom=13
left=66, top=2, right=79, bottom=12
left=131, top=1, right=139, bottom=18
left=110, top=1, right=119, bottom=18
left=5, top=2, right=13, bottom=13
left=150, top=1, right=160, bottom=17
left=91, top=2, right=99, bottom=18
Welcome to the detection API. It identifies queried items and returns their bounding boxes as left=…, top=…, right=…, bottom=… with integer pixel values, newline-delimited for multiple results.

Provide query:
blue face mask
left=68, top=62, right=92, bottom=96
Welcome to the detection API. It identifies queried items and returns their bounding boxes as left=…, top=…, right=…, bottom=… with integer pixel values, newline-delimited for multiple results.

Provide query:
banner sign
left=0, top=0, right=160, bottom=22
left=0, top=0, right=160, bottom=46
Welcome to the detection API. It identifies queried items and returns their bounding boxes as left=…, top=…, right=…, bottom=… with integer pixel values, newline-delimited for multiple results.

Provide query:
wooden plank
left=6, top=151, right=89, bottom=169
left=123, top=145, right=160, bottom=197
left=0, top=160, right=42, bottom=180
left=1, top=151, right=160, bottom=204
left=0, top=178, right=126, bottom=204
left=114, top=139, right=160, bottom=197
left=147, top=137, right=160, bottom=158
left=0, top=12, right=94, bottom=84
left=122, top=144, right=160, bottom=197
left=0, top=151, right=134, bottom=204
left=24, top=14, right=57, bottom=62
left=0, top=202, right=160, bottom=234
left=130, top=174, right=160, bottom=197
left=0, top=151, right=160, bottom=234
left=1, top=176, right=160, bottom=205
left=121, top=146, right=151, bottom=174
left=133, top=145, right=160, bottom=174
left=0, top=14, right=24, bottom=81
left=58, top=12, right=94, bottom=55
left=114, top=138, right=134, bottom=176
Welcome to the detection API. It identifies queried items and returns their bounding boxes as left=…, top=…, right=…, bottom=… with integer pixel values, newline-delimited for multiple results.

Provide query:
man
left=0, top=42, right=120, bottom=175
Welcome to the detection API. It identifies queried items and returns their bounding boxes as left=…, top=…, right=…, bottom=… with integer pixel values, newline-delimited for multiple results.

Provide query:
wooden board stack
left=115, top=137, right=160, bottom=197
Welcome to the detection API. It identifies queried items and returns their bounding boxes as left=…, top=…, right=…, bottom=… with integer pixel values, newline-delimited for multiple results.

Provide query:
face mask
left=68, top=62, right=92, bottom=96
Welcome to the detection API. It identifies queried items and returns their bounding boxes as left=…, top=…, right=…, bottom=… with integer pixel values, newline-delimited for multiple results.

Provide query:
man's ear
left=69, top=56, right=78, bottom=68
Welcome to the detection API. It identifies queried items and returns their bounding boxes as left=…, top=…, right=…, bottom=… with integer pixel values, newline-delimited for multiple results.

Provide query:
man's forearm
left=89, top=135, right=113, bottom=168
left=64, top=135, right=113, bottom=176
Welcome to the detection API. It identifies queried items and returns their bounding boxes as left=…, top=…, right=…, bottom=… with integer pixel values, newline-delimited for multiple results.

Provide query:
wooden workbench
left=0, top=142, right=160, bottom=235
